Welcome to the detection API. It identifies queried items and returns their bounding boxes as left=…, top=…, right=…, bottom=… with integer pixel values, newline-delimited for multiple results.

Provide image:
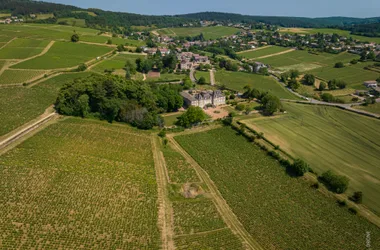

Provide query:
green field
left=0, top=70, right=47, bottom=85
left=0, top=72, right=92, bottom=136
left=72, top=11, right=97, bottom=17
left=80, top=35, right=145, bottom=46
left=195, top=70, right=211, bottom=84
left=163, top=113, right=182, bottom=127
left=355, top=102, right=380, bottom=115
left=91, top=53, right=146, bottom=74
left=260, top=50, right=359, bottom=69
left=35, top=13, right=54, bottom=20
left=215, top=70, right=298, bottom=99
left=239, top=46, right=290, bottom=59
left=12, top=42, right=112, bottom=69
left=175, top=126, right=380, bottom=250
left=0, top=13, right=11, bottom=18
left=0, top=38, right=49, bottom=59
left=307, top=62, right=380, bottom=87
left=0, top=118, right=160, bottom=249
left=57, top=18, right=87, bottom=28
left=147, top=73, right=187, bottom=83
left=242, top=102, right=380, bottom=214
left=157, top=26, right=240, bottom=40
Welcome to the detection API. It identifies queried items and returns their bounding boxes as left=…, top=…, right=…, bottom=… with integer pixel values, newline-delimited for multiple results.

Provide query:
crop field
left=195, top=70, right=210, bottom=84
left=307, top=63, right=380, bottom=87
left=0, top=72, right=92, bottom=136
left=80, top=35, right=138, bottom=46
left=162, top=145, right=199, bottom=183
left=12, top=42, right=112, bottom=69
left=57, top=18, right=87, bottom=28
left=0, top=69, right=47, bottom=85
left=157, top=26, right=240, bottom=40
left=242, top=102, right=380, bottom=214
left=0, top=118, right=160, bottom=249
left=215, top=70, right=298, bottom=99
left=0, top=38, right=49, bottom=59
left=260, top=50, right=359, bottom=69
left=239, top=46, right=290, bottom=59
left=0, top=13, right=11, bottom=18
left=91, top=53, right=146, bottom=74
left=35, top=13, right=54, bottom=20
left=175, top=127, right=380, bottom=249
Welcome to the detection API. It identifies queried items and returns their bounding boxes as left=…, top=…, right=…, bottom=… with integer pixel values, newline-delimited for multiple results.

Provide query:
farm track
left=12, top=40, right=55, bottom=66
left=151, top=137, right=175, bottom=250
left=167, top=134, right=264, bottom=250
left=0, top=37, right=17, bottom=50
left=26, top=72, right=62, bottom=88
left=252, top=48, right=295, bottom=60
left=0, top=110, right=58, bottom=154
left=210, top=68, right=216, bottom=85
left=237, top=45, right=272, bottom=54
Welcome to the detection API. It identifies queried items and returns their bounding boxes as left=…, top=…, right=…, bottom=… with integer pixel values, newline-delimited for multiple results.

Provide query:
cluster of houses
left=181, top=90, right=226, bottom=108
left=177, top=52, right=210, bottom=70
left=363, top=81, right=380, bottom=96
left=0, top=16, right=23, bottom=24
left=143, top=47, right=171, bottom=56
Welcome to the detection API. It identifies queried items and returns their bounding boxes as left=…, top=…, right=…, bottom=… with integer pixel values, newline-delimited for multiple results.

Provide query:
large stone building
left=181, top=90, right=226, bottom=108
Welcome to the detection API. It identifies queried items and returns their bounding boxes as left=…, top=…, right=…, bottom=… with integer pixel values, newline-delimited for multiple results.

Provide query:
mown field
left=0, top=72, right=92, bottom=136
left=242, top=102, right=380, bottom=215
left=0, top=69, right=47, bottom=85
left=163, top=113, right=182, bottom=127
left=175, top=127, right=380, bottom=250
left=260, top=50, right=359, bottom=69
left=195, top=70, right=211, bottom=84
left=215, top=70, right=298, bottom=99
left=307, top=62, right=380, bottom=88
left=161, top=142, right=243, bottom=249
left=239, top=46, right=291, bottom=59
left=0, top=38, right=49, bottom=59
left=147, top=73, right=187, bottom=83
left=91, top=53, right=146, bottom=74
left=157, top=26, right=240, bottom=40
left=0, top=118, right=161, bottom=249
left=355, top=102, right=380, bottom=115
left=12, top=41, right=112, bottom=69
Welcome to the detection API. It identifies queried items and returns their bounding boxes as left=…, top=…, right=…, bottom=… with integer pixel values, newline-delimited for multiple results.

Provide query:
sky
left=44, top=0, right=380, bottom=18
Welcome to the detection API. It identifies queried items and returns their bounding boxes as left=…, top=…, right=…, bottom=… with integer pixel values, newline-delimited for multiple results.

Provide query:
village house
left=363, top=81, right=378, bottom=88
left=180, top=60, right=193, bottom=70
left=253, top=62, right=266, bottom=73
left=181, top=90, right=226, bottom=108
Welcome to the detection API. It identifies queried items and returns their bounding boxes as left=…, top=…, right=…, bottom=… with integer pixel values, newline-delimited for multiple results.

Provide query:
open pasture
left=157, top=26, right=240, bottom=40
left=195, top=70, right=210, bottom=84
left=215, top=70, right=298, bottom=99
left=0, top=72, right=92, bottom=136
left=12, top=41, right=112, bottom=69
left=175, top=126, right=380, bottom=250
left=0, top=118, right=160, bottom=249
left=242, top=102, right=380, bottom=214
left=239, top=46, right=290, bottom=59
left=0, top=38, right=49, bottom=59
left=260, top=50, right=359, bottom=69
left=0, top=69, right=47, bottom=85
left=91, top=53, right=146, bottom=74
left=355, top=102, right=380, bottom=115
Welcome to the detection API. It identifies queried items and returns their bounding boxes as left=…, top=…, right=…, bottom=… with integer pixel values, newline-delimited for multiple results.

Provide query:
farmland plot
left=158, top=26, right=240, bottom=40
left=175, top=127, right=380, bottom=250
left=12, top=42, right=112, bottom=69
left=0, top=38, right=49, bottom=59
left=0, top=118, right=161, bottom=249
left=0, top=72, right=92, bottom=136
left=239, top=46, right=290, bottom=59
left=91, top=53, right=146, bottom=74
left=242, top=102, right=380, bottom=214
left=0, top=69, right=47, bottom=85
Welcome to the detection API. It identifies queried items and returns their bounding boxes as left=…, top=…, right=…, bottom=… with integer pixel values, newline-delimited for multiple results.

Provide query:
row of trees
left=55, top=75, right=184, bottom=129
left=243, top=86, right=282, bottom=115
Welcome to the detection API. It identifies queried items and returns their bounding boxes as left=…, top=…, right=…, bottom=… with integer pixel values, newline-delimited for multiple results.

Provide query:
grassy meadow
left=195, top=70, right=211, bottom=84
left=239, top=46, right=290, bottom=59
left=158, top=26, right=240, bottom=39
left=242, top=102, right=380, bottom=214
left=175, top=126, right=380, bottom=250
left=163, top=113, right=182, bottom=127
left=12, top=41, right=112, bottom=69
left=215, top=70, right=298, bottom=99
left=91, top=53, right=146, bottom=74
left=0, top=72, right=92, bottom=136
left=0, top=118, right=160, bottom=249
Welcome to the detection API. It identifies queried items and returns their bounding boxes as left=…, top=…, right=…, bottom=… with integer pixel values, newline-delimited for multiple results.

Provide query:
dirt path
left=10, top=41, right=55, bottom=67
left=0, top=37, right=17, bottom=50
left=252, top=48, right=295, bottom=60
left=237, top=45, right=272, bottom=54
left=0, top=60, right=10, bottom=76
left=151, top=137, right=175, bottom=250
left=0, top=109, right=58, bottom=154
left=27, top=72, right=62, bottom=88
left=210, top=68, right=216, bottom=85
left=78, top=41, right=116, bottom=48
left=167, top=135, right=263, bottom=250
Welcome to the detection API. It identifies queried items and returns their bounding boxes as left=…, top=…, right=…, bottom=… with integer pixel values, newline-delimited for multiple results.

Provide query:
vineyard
left=0, top=69, right=47, bottom=85
left=12, top=42, right=112, bottom=70
left=238, top=46, right=290, bottom=59
left=91, top=53, right=146, bottom=74
left=0, top=38, right=49, bottom=59
left=175, top=127, right=380, bottom=250
left=0, top=118, right=161, bottom=249
left=0, top=72, right=92, bottom=136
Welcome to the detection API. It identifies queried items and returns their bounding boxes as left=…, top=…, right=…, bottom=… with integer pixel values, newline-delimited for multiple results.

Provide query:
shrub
left=334, top=62, right=344, bottom=68
left=337, top=199, right=347, bottom=207
left=158, top=130, right=166, bottom=138
left=290, top=159, right=309, bottom=176
left=162, top=138, right=169, bottom=146
left=320, top=170, right=349, bottom=194
left=350, top=59, right=358, bottom=64
left=318, top=82, right=327, bottom=91
left=321, top=93, right=335, bottom=102
left=311, top=182, right=319, bottom=189
left=235, top=103, right=245, bottom=111
left=349, top=191, right=363, bottom=204
left=71, top=33, right=79, bottom=42
left=76, top=63, right=87, bottom=72
left=348, top=207, right=358, bottom=215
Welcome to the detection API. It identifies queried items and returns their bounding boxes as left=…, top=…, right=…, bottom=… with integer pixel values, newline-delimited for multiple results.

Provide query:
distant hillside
left=0, top=0, right=79, bottom=15
left=344, top=23, right=380, bottom=37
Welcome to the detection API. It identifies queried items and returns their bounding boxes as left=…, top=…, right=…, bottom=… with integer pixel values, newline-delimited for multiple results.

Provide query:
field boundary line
left=237, top=45, right=272, bottom=54
left=10, top=40, right=55, bottom=67
left=251, top=48, right=295, bottom=60
left=168, top=135, right=264, bottom=250
left=26, top=72, right=62, bottom=88
left=151, top=136, right=175, bottom=250
left=0, top=37, right=17, bottom=50
left=174, top=227, right=229, bottom=238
